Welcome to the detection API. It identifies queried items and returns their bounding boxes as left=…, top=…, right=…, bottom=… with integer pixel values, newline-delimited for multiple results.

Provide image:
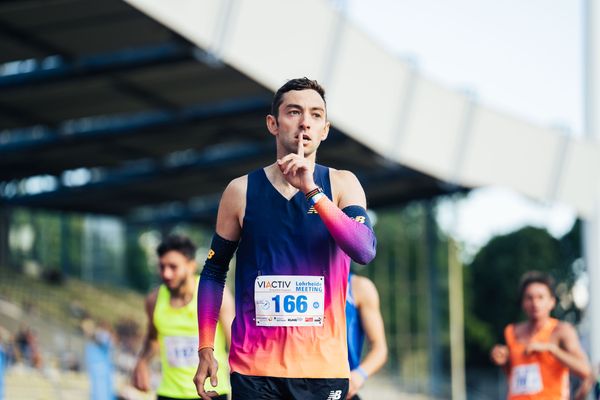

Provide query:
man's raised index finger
left=297, top=134, right=304, bottom=157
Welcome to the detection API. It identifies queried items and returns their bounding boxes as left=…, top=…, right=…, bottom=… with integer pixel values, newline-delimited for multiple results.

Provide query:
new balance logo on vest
left=326, top=390, right=342, bottom=400
left=307, top=206, right=319, bottom=214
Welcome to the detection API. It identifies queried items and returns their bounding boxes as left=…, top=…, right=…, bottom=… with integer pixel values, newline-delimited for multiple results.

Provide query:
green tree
left=125, top=229, right=153, bottom=292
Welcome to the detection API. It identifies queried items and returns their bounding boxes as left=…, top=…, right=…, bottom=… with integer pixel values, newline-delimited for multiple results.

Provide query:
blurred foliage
left=464, top=220, right=582, bottom=366
left=355, top=201, right=450, bottom=391
left=126, top=228, right=153, bottom=292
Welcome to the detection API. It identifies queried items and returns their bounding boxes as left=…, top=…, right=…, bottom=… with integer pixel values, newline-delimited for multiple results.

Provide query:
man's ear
left=321, top=120, right=331, bottom=141
left=266, top=114, right=278, bottom=136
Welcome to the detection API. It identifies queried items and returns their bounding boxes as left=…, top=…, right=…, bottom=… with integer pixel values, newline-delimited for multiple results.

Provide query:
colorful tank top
left=230, top=164, right=350, bottom=378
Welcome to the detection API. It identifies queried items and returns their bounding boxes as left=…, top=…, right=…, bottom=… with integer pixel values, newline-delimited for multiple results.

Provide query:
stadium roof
left=0, top=0, right=459, bottom=225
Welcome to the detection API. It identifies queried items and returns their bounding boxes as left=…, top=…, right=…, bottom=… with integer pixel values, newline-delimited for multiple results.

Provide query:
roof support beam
left=0, top=139, right=274, bottom=206
left=0, top=131, right=349, bottom=206
left=0, top=99, right=55, bottom=126
left=0, top=42, right=193, bottom=90
left=0, top=17, right=70, bottom=58
left=0, top=95, right=271, bottom=155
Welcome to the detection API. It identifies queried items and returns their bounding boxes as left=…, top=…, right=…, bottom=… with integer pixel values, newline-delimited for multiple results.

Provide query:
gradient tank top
left=230, top=165, right=351, bottom=378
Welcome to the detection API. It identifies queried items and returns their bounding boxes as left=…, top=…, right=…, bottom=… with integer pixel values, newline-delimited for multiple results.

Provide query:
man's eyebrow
left=284, top=104, right=325, bottom=112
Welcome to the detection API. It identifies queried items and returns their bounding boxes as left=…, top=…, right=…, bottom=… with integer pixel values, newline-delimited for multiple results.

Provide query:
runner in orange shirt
left=490, top=271, right=592, bottom=399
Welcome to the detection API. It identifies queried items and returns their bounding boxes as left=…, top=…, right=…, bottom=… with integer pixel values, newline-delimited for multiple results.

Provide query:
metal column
left=583, top=0, right=600, bottom=375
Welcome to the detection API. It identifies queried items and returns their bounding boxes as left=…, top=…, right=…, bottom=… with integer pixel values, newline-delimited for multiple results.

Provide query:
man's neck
left=168, top=276, right=195, bottom=303
left=527, top=316, right=550, bottom=334
left=265, top=163, right=298, bottom=192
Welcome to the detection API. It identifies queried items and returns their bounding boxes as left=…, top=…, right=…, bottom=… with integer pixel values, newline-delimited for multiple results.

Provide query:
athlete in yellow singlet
left=133, top=235, right=234, bottom=400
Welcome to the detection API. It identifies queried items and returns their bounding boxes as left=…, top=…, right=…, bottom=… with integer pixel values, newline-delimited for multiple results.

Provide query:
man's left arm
left=527, top=322, right=591, bottom=379
left=312, top=170, right=376, bottom=264
left=348, top=277, right=388, bottom=398
left=557, top=323, right=593, bottom=400
left=553, top=323, right=591, bottom=379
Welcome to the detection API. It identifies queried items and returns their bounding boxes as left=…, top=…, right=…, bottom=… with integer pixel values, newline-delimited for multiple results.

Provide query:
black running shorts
left=157, top=395, right=228, bottom=400
left=230, top=372, right=349, bottom=400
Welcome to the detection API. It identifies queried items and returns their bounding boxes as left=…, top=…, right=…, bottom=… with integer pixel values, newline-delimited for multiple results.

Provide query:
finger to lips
left=298, top=134, right=304, bottom=157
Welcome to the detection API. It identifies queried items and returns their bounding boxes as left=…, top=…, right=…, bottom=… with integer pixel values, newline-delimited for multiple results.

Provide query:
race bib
left=164, top=336, right=198, bottom=367
left=510, top=363, right=543, bottom=395
left=255, top=275, right=324, bottom=327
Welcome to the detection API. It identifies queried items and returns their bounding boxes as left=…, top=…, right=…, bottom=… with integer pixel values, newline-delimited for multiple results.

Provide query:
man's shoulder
left=228, top=174, right=249, bottom=190
left=222, top=175, right=249, bottom=199
left=146, top=286, right=160, bottom=301
left=145, top=287, right=160, bottom=315
left=329, top=167, right=358, bottom=182
left=554, top=320, right=577, bottom=337
left=511, top=321, right=525, bottom=333
left=352, top=275, right=378, bottom=304
left=329, top=168, right=364, bottom=201
left=352, top=274, right=373, bottom=287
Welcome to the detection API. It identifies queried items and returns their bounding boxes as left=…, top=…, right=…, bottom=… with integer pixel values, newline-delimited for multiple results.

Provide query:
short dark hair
left=271, top=77, right=326, bottom=118
left=156, top=234, right=197, bottom=260
left=518, top=270, right=556, bottom=302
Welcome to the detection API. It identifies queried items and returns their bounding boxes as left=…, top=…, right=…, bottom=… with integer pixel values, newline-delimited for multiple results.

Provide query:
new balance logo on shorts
left=326, top=390, right=342, bottom=400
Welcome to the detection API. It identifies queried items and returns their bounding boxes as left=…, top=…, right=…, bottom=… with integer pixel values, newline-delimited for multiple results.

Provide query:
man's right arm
left=132, top=290, right=159, bottom=392
left=219, top=286, right=235, bottom=349
left=197, top=176, right=244, bottom=350
left=195, top=177, right=244, bottom=399
left=490, top=325, right=511, bottom=374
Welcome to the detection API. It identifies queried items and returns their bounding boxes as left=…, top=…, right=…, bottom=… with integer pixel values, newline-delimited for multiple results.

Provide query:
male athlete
left=346, top=272, right=387, bottom=399
left=194, top=77, right=377, bottom=400
left=490, top=271, right=591, bottom=399
left=133, top=235, right=234, bottom=400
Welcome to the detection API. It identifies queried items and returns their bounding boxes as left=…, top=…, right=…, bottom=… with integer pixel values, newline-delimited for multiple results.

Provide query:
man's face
left=267, top=89, right=330, bottom=156
left=522, top=282, right=555, bottom=321
left=158, top=250, right=195, bottom=292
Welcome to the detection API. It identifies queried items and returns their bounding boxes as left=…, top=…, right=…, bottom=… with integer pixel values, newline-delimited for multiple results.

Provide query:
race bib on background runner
left=510, top=363, right=543, bottom=395
left=255, top=275, right=324, bottom=327
left=164, top=336, right=198, bottom=367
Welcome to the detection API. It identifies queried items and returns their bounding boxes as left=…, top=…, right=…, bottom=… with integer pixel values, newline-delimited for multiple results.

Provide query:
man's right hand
left=347, top=369, right=366, bottom=399
left=490, top=344, right=509, bottom=366
left=132, top=360, right=151, bottom=392
left=194, top=348, right=220, bottom=400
